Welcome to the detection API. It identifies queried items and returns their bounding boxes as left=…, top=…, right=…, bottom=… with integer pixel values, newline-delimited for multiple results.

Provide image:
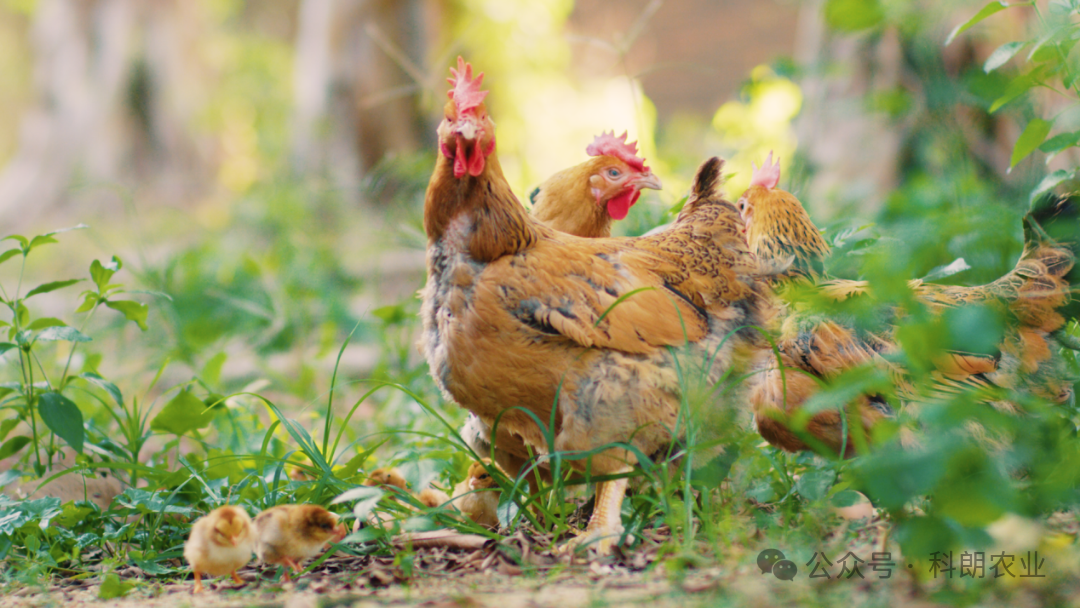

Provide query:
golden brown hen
left=737, top=154, right=1077, bottom=454
left=421, top=58, right=767, bottom=553
left=461, top=132, right=660, bottom=482
left=531, top=131, right=662, bottom=238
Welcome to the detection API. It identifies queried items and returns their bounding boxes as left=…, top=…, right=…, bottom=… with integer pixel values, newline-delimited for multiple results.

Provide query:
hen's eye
left=478, top=474, right=490, bottom=480
left=607, top=169, right=621, bottom=178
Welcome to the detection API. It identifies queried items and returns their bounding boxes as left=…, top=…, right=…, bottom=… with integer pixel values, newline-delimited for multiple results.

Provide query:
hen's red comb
left=586, top=131, right=647, bottom=172
left=749, top=151, right=781, bottom=189
left=447, top=57, right=488, bottom=115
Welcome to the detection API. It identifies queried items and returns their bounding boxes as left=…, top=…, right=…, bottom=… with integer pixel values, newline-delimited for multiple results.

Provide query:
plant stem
left=58, top=300, right=100, bottom=391
left=21, top=347, right=42, bottom=473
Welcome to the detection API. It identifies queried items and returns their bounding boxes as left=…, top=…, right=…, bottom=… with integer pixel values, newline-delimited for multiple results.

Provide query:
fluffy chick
left=363, top=467, right=409, bottom=491
left=183, top=505, right=254, bottom=593
left=253, top=505, right=347, bottom=581
left=418, top=487, right=451, bottom=508
left=449, top=460, right=503, bottom=528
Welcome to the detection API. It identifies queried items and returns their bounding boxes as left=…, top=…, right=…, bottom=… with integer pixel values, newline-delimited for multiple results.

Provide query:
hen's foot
left=556, top=476, right=628, bottom=556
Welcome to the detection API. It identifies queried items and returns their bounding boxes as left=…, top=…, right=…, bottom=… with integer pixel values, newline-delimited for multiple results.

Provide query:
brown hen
left=421, top=58, right=767, bottom=554
left=738, top=154, right=1077, bottom=454
left=462, top=132, right=660, bottom=483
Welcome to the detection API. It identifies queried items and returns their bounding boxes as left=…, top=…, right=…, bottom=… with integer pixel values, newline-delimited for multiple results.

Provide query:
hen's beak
left=229, top=534, right=242, bottom=546
left=455, top=115, right=480, bottom=140
left=633, top=171, right=662, bottom=191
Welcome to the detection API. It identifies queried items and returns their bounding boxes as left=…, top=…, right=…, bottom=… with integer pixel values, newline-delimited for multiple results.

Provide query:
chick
left=449, top=460, right=503, bottom=528
left=253, top=505, right=347, bottom=581
left=183, top=505, right=255, bottom=593
left=418, top=487, right=451, bottom=508
left=363, top=467, right=409, bottom=492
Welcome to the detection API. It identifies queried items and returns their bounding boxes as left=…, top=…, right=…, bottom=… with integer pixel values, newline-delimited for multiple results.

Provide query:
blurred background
left=0, top=0, right=1074, bottom=436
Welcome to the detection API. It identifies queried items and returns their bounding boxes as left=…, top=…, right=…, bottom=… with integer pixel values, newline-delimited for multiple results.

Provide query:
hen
left=183, top=505, right=254, bottom=593
left=421, top=58, right=767, bottom=553
left=462, top=132, right=660, bottom=483
left=738, top=154, right=1077, bottom=453
left=253, top=504, right=347, bottom=581
left=530, top=131, right=662, bottom=238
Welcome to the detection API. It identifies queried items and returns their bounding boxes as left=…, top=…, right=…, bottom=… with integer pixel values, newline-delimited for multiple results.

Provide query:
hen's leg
left=558, top=474, right=629, bottom=555
left=192, top=571, right=204, bottom=594
left=231, top=570, right=244, bottom=585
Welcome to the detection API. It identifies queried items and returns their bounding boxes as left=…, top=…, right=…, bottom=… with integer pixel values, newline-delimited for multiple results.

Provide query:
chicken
left=530, top=131, right=662, bottom=238
left=462, top=132, right=661, bottom=486
left=183, top=505, right=254, bottom=593
left=448, top=459, right=504, bottom=528
left=738, top=155, right=1077, bottom=453
left=253, top=504, right=347, bottom=581
left=737, top=151, right=829, bottom=281
left=418, top=487, right=452, bottom=508
left=363, top=467, right=408, bottom=492
left=421, top=59, right=768, bottom=553
left=356, top=466, right=452, bottom=530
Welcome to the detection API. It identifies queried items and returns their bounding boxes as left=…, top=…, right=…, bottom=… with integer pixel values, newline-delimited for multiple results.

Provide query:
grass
left=0, top=161, right=1077, bottom=607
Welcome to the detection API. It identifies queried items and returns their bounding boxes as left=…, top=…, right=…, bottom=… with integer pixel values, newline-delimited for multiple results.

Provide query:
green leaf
left=920, top=258, right=971, bottom=282
left=0, top=249, right=20, bottom=266
left=830, top=490, right=865, bottom=508
left=0, top=436, right=30, bottom=460
left=90, top=256, right=121, bottom=292
left=989, top=65, right=1047, bottom=113
left=104, top=300, right=148, bottom=331
left=75, top=292, right=100, bottom=313
left=1, top=235, right=28, bottom=250
left=36, top=326, right=92, bottom=343
left=946, top=1, right=1022, bottom=46
left=1038, top=130, right=1080, bottom=155
left=371, top=304, right=407, bottom=325
left=38, top=392, right=85, bottom=453
left=149, top=389, right=216, bottom=436
left=0, top=342, right=16, bottom=357
left=78, top=372, right=124, bottom=408
left=0, top=417, right=18, bottom=441
left=24, top=279, right=82, bottom=299
left=332, top=486, right=384, bottom=522
left=25, top=225, right=87, bottom=255
left=26, top=318, right=66, bottom=331
left=98, top=573, right=133, bottom=599
left=983, top=41, right=1025, bottom=72
left=1011, top=117, right=1052, bottom=169
left=201, top=352, right=227, bottom=387
left=1029, top=169, right=1074, bottom=204
left=824, top=0, right=884, bottom=33
left=796, top=470, right=837, bottom=502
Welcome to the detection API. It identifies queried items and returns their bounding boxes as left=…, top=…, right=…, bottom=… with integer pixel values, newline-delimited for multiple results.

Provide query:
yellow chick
left=450, top=460, right=503, bottom=528
left=363, top=467, right=409, bottom=491
left=253, top=504, right=347, bottom=581
left=183, top=505, right=254, bottom=593
left=418, top=487, right=451, bottom=508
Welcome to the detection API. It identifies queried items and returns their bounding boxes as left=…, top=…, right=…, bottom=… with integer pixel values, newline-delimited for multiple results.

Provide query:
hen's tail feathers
left=1030, top=195, right=1080, bottom=285
left=1022, top=202, right=1078, bottom=344
left=691, top=157, right=724, bottom=201
left=675, top=157, right=726, bottom=222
